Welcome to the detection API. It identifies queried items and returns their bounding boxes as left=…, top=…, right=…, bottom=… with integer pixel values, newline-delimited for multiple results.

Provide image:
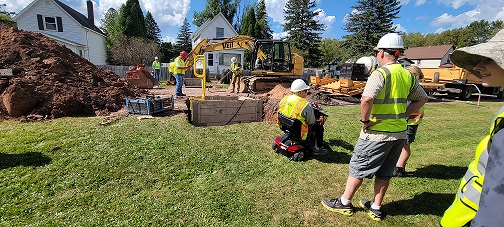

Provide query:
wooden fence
left=96, top=65, right=169, bottom=81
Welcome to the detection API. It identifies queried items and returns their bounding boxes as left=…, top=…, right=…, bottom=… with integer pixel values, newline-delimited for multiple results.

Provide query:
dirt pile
left=0, top=25, right=144, bottom=120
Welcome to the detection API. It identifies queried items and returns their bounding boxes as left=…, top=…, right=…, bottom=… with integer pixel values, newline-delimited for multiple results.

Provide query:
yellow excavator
left=184, top=35, right=305, bottom=92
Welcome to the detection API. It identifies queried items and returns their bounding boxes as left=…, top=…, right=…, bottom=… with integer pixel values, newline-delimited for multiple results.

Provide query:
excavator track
left=242, top=76, right=301, bottom=93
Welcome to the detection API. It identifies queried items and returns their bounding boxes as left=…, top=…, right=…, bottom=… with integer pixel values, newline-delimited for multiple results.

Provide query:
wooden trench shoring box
left=189, top=96, right=263, bottom=126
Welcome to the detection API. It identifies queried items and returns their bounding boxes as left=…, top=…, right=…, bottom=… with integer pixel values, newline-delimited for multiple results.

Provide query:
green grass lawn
left=0, top=100, right=501, bottom=226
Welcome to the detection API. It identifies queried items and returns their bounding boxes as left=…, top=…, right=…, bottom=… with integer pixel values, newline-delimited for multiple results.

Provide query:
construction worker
left=152, top=56, right=161, bottom=82
left=230, top=57, right=242, bottom=93
left=278, top=79, right=328, bottom=155
left=440, top=29, right=504, bottom=227
left=173, top=51, right=189, bottom=96
left=321, top=33, right=428, bottom=221
left=393, top=65, right=426, bottom=177
left=167, top=59, right=175, bottom=85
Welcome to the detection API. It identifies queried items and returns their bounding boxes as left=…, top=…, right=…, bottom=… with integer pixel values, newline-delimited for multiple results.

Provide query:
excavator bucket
left=126, top=64, right=159, bottom=89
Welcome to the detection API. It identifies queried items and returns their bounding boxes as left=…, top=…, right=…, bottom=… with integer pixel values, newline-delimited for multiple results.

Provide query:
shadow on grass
left=0, top=152, right=51, bottom=170
left=385, top=192, right=454, bottom=217
left=310, top=139, right=353, bottom=163
left=410, top=165, right=467, bottom=179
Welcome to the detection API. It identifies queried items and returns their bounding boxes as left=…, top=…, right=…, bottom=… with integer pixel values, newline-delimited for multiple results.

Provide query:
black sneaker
left=321, top=198, right=354, bottom=216
left=393, top=166, right=406, bottom=177
left=312, top=147, right=329, bottom=156
left=359, top=199, right=384, bottom=221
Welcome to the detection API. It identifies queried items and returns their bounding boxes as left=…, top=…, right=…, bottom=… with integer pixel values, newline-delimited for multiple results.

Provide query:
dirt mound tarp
left=0, top=25, right=144, bottom=120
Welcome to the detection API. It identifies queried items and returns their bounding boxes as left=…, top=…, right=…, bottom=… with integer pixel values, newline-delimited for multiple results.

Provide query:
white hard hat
left=376, top=33, right=404, bottom=50
left=291, top=79, right=310, bottom=92
left=155, top=56, right=159, bottom=59
left=231, top=57, right=237, bottom=63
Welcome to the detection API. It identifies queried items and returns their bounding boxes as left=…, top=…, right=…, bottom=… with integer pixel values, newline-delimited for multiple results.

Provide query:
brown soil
left=0, top=25, right=145, bottom=121
left=149, top=82, right=356, bottom=122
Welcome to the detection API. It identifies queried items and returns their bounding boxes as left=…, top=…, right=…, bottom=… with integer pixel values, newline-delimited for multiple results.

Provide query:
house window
left=216, top=27, right=224, bottom=38
left=37, top=14, right=63, bottom=32
left=208, top=53, right=214, bottom=66
left=45, top=17, right=57, bottom=30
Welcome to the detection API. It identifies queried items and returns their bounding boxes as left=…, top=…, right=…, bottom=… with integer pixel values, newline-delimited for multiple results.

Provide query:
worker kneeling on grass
left=277, top=79, right=328, bottom=156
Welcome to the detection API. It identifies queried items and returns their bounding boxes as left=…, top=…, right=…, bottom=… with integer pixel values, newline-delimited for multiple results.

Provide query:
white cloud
left=162, top=35, right=176, bottom=43
left=2, top=0, right=33, bottom=14
left=265, top=0, right=287, bottom=24
left=272, top=31, right=288, bottom=40
left=415, top=0, right=427, bottom=6
left=394, top=23, right=408, bottom=34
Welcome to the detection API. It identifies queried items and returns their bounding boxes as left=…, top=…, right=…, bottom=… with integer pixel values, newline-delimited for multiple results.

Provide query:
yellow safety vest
left=231, top=62, right=242, bottom=74
left=153, top=61, right=161, bottom=70
left=173, top=57, right=186, bottom=75
left=278, top=94, right=310, bottom=140
left=369, top=64, right=415, bottom=132
left=440, top=109, right=504, bottom=227
left=169, top=62, right=175, bottom=73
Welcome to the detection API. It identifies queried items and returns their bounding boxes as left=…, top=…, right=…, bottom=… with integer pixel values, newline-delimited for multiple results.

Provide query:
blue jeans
left=153, top=69, right=160, bottom=81
left=175, top=74, right=184, bottom=94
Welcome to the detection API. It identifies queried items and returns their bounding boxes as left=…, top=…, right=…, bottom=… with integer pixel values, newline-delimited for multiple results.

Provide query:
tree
left=160, top=42, right=178, bottom=63
left=109, top=34, right=160, bottom=65
left=255, top=0, right=273, bottom=39
left=0, top=4, right=16, bottom=27
left=320, top=38, right=350, bottom=66
left=145, top=11, right=161, bottom=44
left=117, top=0, right=146, bottom=39
left=241, top=7, right=257, bottom=37
left=193, top=0, right=240, bottom=27
left=403, top=32, right=426, bottom=48
left=343, top=0, right=401, bottom=59
left=176, top=18, right=192, bottom=53
left=283, top=0, right=325, bottom=67
left=100, top=8, right=121, bottom=43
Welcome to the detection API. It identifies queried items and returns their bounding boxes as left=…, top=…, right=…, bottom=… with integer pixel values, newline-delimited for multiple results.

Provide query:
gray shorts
left=349, top=138, right=405, bottom=180
left=407, top=125, right=419, bottom=144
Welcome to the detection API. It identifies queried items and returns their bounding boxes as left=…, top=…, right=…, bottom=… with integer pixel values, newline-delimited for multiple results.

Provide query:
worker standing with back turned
left=174, top=51, right=189, bottom=96
left=440, top=29, right=504, bottom=227
left=393, top=65, right=426, bottom=177
left=321, top=33, right=428, bottom=221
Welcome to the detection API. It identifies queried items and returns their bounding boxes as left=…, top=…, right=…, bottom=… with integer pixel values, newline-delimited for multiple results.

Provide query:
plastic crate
left=125, top=95, right=174, bottom=115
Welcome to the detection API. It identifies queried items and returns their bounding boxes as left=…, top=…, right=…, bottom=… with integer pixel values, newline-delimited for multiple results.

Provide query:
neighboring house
left=13, top=0, right=107, bottom=65
left=402, top=45, right=455, bottom=68
left=190, top=12, right=241, bottom=78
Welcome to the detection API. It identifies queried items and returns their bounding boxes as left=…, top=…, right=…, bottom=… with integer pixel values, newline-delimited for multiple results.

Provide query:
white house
left=403, top=45, right=455, bottom=68
left=190, top=12, right=242, bottom=78
left=13, top=0, right=107, bottom=65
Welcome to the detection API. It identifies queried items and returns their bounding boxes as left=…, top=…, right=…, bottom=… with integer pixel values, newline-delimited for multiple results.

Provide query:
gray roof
left=54, top=0, right=105, bottom=36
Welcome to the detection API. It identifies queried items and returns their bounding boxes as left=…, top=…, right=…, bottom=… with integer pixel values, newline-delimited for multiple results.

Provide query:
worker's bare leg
left=396, top=143, right=411, bottom=167
left=342, top=176, right=363, bottom=201
left=372, top=178, right=389, bottom=206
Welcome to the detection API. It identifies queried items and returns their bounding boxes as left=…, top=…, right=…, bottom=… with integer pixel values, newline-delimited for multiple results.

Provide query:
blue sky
left=4, top=0, right=504, bottom=43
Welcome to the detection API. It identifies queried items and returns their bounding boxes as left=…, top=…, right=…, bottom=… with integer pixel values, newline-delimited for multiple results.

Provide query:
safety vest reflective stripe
left=370, top=113, right=407, bottom=119
left=441, top=110, right=504, bottom=226
left=372, top=98, right=409, bottom=104
left=153, top=61, right=161, bottom=69
left=278, top=94, right=310, bottom=139
left=173, top=57, right=185, bottom=74
left=369, top=64, right=413, bottom=132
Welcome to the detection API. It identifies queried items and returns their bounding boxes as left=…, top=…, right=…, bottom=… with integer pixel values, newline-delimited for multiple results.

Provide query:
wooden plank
left=190, top=99, right=263, bottom=126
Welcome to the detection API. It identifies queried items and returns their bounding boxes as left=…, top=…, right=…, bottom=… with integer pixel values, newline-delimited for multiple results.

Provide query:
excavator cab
left=253, top=40, right=293, bottom=72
